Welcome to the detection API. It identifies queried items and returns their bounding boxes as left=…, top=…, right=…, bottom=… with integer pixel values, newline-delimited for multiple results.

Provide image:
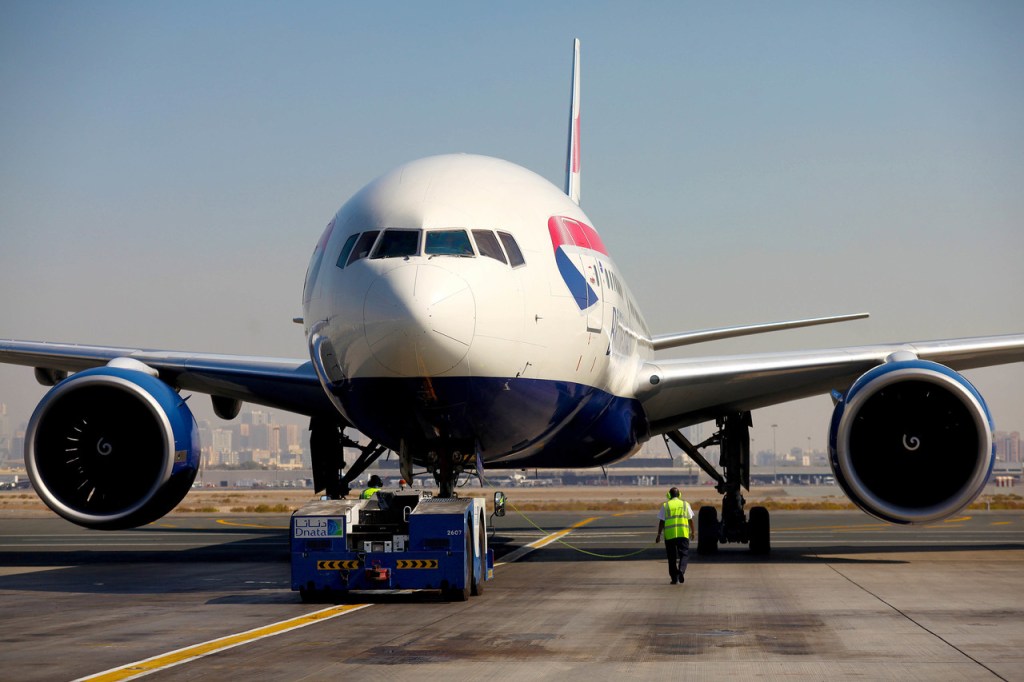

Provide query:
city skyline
left=2, top=401, right=1021, bottom=472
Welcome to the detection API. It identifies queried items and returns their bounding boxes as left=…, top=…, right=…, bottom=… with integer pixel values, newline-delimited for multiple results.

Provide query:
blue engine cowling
left=25, top=367, right=200, bottom=529
left=828, top=359, right=994, bottom=524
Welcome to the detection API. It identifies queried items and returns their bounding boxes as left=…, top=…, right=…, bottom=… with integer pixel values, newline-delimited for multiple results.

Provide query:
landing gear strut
left=668, top=411, right=771, bottom=555
left=309, top=417, right=386, bottom=499
left=311, top=417, right=473, bottom=498
left=428, top=446, right=474, bottom=498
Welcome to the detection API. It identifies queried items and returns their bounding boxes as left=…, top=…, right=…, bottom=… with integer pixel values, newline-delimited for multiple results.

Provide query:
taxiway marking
left=75, top=516, right=594, bottom=680
left=75, top=604, right=371, bottom=682
left=215, top=519, right=288, bottom=529
left=496, top=516, right=598, bottom=565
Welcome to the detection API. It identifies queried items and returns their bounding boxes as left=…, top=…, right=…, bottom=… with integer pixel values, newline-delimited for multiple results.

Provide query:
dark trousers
left=664, top=537, right=689, bottom=581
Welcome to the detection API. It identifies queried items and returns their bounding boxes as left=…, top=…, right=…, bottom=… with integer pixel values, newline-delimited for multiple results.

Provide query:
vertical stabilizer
left=565, top=38, right=581, bottom=205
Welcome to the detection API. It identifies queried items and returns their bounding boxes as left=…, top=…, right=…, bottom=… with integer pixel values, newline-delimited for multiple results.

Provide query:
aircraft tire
left=697, top=506, right=719, bottom=555
left=749, top=506, right=771, bottom=555
left=299, top=588, right=325, bottom=603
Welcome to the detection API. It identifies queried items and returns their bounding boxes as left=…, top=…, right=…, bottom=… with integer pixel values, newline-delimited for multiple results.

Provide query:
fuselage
left=302, top=154, right=653, bottom=468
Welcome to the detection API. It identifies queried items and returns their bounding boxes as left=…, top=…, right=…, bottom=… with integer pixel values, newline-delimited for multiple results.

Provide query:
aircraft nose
left=363, top=264, right=476, bottom=376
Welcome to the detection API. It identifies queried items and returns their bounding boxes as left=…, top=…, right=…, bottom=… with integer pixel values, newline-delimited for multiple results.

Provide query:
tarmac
left=0, top=508, right=1022, bottom=680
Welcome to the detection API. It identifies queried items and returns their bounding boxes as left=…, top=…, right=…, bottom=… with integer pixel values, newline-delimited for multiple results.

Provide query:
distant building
left=0, top=403, right=9, bottom=461
left=12, top=430, right=25, bottom=464
left=211, top=429, right=233, bottom=457
left=196, top=407, right=314, bottom=469
left=994, top=431, right=1021, bottom=463
left=242, top=410, right=271, bottom=426
left=234, top=423, right=251, bottom=451
left=249, top=423, right=274, bottom=453
left=200, top=445, right=218, bottom=468
left=281, top=424, right=302, bottom=452
left=238, top=449, right=272, bottom=466
left=681, top=423, right=703, bottom=445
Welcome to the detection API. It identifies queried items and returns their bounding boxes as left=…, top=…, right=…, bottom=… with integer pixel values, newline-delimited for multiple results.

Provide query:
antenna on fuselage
left=564, top=38, right=581, bottom=205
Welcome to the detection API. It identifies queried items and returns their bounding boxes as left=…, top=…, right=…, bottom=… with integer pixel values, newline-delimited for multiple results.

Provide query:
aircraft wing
left=0, top=340, right=335, bottom=418
left=638, top=333, right=1024, bottom=435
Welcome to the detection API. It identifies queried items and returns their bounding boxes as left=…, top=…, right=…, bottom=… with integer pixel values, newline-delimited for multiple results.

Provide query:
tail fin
left=564, top=38, right=581, bottom=205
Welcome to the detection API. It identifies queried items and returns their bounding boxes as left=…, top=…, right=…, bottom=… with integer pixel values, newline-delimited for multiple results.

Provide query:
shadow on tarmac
left=0, top=535, right=289, bottom=568
left=2, top=510, right=1021, bottom=601
left=504, top=541, right=1024, bottom=565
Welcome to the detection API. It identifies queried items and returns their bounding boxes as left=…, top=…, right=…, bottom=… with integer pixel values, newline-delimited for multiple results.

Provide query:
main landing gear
left=667, top=411, right=771, bottom=555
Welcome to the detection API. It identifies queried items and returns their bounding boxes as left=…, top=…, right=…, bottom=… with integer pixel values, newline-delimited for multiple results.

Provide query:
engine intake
left=829, top=359, right=993, bottom=524
left=25, top=367, right=200, bottom=529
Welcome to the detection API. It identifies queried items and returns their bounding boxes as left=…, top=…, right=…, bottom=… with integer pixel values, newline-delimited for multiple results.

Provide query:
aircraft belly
left=332, top=376, right=646, bottom=468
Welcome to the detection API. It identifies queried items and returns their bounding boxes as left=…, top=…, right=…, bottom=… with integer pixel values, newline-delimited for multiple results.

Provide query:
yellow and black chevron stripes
left=316, top=560, right=360, bottom=570
left=396, top=560, right=438, bottom=569
left=315, top=559, right=438, bottom=570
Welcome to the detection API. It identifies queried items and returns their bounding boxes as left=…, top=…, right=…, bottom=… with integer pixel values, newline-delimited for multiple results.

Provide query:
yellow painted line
left=991, top=521, right=1012, bottom=526
left=215, top=519, right=288, bottom=530
left=923, top=516, right=972, bottom=529
left=774, top=523, right=888, bottom=532
left=75, top=604, right=370, bottom=682
left=780, top=516, right=971, bottom=533
left=529, top=516, right=598, bottom=549
left=495, top=516, right=599, bottom=566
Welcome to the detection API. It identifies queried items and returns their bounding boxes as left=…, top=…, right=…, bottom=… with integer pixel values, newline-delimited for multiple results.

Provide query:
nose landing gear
left=310, top=420, right=477, bottom=499
left=429, top=447, right=475, bottom=498
left=309, top=416, right=387, bottom=499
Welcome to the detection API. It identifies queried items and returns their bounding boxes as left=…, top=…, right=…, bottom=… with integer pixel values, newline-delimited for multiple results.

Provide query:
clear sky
left=1, top=1, right=1022, bottom=456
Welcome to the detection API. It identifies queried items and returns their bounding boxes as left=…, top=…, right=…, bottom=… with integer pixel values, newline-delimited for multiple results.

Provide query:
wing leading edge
left=651, top=312, right=869, bottom=351
left=0, top=340, right=334, bottom=418
left=637, top=333, right=1024, bottom=434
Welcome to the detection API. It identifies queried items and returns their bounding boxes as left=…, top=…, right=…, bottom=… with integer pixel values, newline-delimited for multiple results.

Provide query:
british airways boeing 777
left=2, top=40, right=1022, bottom=554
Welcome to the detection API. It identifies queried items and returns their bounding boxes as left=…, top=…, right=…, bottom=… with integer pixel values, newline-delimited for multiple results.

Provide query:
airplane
left=2, top=39, right=1023, bottom=554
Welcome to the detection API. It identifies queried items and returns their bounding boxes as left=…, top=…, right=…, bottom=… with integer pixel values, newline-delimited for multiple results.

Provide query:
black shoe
left=670, top=579, right=678, bottom=584
left=680, top=575, right=685, bottom=583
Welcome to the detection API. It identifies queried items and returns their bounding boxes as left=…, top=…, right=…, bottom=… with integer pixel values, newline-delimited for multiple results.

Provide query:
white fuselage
left=302, top=154, right=652, bottom=468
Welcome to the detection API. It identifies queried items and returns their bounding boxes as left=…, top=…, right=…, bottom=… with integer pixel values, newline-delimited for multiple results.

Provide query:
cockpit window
left=372, top=229, right=421, bottom=259
left=336, top=234, right=359, bottom=269
left=425, top=229, right=474, bottom=257
left=472, top=230, right=506, bottom=264
left=303, top=219, right=336, bottom=303
left=498, top=231, right=526, bottom=267
left=346, top=230, right=380, bottom=266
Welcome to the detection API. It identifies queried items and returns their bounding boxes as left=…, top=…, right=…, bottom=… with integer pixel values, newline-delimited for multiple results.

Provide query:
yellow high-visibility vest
left=360, top=487, right=381, bottom=500
left=662, top=498, right=691, bottom=540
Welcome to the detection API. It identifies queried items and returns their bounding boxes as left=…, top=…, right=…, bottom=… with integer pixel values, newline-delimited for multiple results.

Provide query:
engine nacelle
left=829, top=359, right=993, bottom=524
left=25, top=367, right=200, bottom=529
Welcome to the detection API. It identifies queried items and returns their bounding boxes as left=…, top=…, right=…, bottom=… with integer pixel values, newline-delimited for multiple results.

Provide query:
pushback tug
left=291, top=488, right=498, bottom=601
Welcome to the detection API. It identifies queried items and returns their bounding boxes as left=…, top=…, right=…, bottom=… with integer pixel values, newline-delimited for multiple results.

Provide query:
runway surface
left=1, top=509, right=1023, bottom=680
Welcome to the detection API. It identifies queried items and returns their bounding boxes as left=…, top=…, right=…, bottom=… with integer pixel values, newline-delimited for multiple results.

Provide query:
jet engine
left=25, top=366, right=200, bottom=529
left=828, top=358, right=993, bottom=524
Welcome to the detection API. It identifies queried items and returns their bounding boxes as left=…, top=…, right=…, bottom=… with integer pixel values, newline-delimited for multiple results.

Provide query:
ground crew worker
left=655, top=487, right=694, bottom=584
left=360, top=475, right=383, bottom=499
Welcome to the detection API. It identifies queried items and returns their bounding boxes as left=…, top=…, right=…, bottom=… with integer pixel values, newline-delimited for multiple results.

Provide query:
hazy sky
left=1, top=1, right=1022, bottom=456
